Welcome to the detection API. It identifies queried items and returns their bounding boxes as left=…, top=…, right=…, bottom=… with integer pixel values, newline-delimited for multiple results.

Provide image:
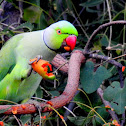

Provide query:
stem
left=78, top=88, right=93, bottom=108
left=13, top=115, right=23, bottom=126
left=47, top=105, right=67, bottom=126
left=69, top=0, right=89, bottom=39
left=72, top=101, right=107, bottom=124
left=63, top=106, right=76, bottom=117
left=106, top=0, right=112, bottom=48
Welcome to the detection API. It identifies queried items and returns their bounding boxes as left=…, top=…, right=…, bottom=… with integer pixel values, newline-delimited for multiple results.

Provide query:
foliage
left=104, top=79, right=126, bottom=114
left=0, top=0, right=126, bottom=125
left=80, top=61, right=112, bottom=93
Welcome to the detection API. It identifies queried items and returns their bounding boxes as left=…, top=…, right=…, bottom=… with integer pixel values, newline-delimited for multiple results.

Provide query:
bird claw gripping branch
left=29, top=57, right=56, bottom=80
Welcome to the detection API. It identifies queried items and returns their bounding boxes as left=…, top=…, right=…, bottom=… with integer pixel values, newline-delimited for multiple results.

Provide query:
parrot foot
left=28, top=55, right=43, bottom=65
left=28, top=55, right=43, bottom=77
left=29, top=57, right=56, bottom=80
left=36, top=55, right=43, bottom=63
left=27, top=99, right=42, bottom=116
left=29, top=99, right=41, bottom=107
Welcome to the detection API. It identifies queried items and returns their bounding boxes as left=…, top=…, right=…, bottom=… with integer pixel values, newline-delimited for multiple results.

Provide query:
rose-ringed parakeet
left=0, top=20, right=78, bottom=103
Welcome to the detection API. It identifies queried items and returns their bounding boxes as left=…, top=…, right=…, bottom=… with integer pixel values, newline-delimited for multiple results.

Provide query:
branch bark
left=51, top=54, right=69, bottom=73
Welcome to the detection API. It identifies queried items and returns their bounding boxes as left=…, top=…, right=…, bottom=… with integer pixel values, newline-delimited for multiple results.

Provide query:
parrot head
left=43, top=20, right=78, bottom=52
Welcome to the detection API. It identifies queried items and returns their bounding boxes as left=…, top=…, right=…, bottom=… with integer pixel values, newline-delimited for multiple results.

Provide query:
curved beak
left=63, top=35, right=77, bottom=51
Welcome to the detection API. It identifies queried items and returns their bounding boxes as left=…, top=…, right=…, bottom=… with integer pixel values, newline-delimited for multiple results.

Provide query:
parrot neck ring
left=43, top=30, right=58, bottom=52
left=43, top=30, right=67, bottom=52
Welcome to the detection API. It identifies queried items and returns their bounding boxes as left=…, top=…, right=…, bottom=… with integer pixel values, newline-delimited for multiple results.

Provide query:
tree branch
left=0, top=50, right=85, bottom=115
left=51, top=54, right=69, bottom=73
left=97, top=88, right=119, bottom=123
left=84, top=20, right=126, bottom=53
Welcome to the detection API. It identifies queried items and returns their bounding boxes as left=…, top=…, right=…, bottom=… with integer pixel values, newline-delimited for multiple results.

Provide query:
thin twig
left=95, top=53, right=126, bottom=67
left=106, top=0, right=112, bottom=48
left=63, top=106, right=76, bottom=117
left=38, top=107, right=42, bottom=126
left=84, top=20, right=126, bottom=53
left=97, top=88, right=120, bottom=123
left=58, top=0, right=67, bottom=20
left=0, top=22, right=15, bottom=30
left=13, top=115, right=23, bottom=126
left=31, top=97, right=47, bottom=102
left=69, top=0, right=89, bottom=39
left=53, top=61, right=68, bottom=74
left=72, top=7, right=85, bottom=24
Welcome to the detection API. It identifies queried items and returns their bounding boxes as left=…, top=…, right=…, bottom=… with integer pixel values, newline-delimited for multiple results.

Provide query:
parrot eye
left=57, top=29, right=62, bottom=35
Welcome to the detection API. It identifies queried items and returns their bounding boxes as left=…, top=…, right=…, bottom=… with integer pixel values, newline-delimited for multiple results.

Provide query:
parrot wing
left=0, top=34, right=23, bottom=81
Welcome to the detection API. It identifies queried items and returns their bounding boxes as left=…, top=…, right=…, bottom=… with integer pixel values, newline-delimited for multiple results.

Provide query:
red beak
left=64, top=35, right=77, bottom=51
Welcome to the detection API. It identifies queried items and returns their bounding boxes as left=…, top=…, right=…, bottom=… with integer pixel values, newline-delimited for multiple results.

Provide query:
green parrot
left=0, top=20, right=78, bottom=103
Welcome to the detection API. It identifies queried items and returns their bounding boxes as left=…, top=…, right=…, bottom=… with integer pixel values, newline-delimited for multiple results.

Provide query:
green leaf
left=35, top=86, right=43, bottom=98
left=38, top=12, right=48, bottom=29
left=116, top=49, right=122, bottom=55
left=80, top=61, right=112, bottom=94
left=49, top=90, right=60, bottom=97
left=80, top=0, right=104, bottom=8
left=74, top=92, right=90, bottom=112
left=103, top=79, right=126, bottom=114
left=101, top=35, right=109, bottom=47
left=96, top=105, right=109, bottom=125
left=20, top=115, right=31, bottom=125
left=86, top=7, right=100, bottom=13
left=6, top=0, right=14, bottom=2
left=23, top=6, right=42, bottom=24
left=92, top=41, right=102, bottom=51
left=27, top=0, right=40, bottom=6
left=74, top=92, right=102, bottom=112
left=103, top=81, right=120, bottom=101
left=15, top=22, right=34, bottom=32
left=67, top=116, right=90, bottom=126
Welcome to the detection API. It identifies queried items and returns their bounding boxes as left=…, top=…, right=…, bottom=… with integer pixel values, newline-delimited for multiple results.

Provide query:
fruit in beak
left=64, top=35, right=77, bottom=51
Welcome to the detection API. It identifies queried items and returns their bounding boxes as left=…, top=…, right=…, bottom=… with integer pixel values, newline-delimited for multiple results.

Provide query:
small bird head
left=43, top=20, right=78, bottom=52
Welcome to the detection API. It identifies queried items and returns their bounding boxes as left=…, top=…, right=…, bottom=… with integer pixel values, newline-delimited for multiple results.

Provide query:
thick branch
left=51, top=54, right=69, bottom=73
left=0, top=50, right=85, bottom=115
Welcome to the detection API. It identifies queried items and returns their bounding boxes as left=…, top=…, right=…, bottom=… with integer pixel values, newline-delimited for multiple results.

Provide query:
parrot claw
left=33, top=70, right=37, bottom=74
left=26, top=99, right=42, bottom=115
left=28, top=60, right=36, bottom=65
left=27, top=67, right=33, bottom=77
left=28, top=55, right=43, bottom=65
left=36, top=55, right=43, bottom=63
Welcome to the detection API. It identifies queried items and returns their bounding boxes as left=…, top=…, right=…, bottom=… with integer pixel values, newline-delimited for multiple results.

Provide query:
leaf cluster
left=0, top=0, right=126, bottom=125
